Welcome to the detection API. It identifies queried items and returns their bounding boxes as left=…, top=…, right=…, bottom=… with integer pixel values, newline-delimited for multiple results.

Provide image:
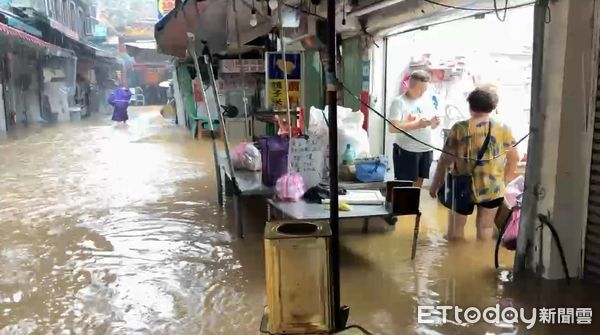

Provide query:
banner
left=158, top=0, right=176, bottom=20
left=266, top=53, right=302, bottom=111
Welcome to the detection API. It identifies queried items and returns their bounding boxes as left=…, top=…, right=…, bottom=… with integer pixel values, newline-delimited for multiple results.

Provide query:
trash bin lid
left=265, top=221, right=332, bottom=239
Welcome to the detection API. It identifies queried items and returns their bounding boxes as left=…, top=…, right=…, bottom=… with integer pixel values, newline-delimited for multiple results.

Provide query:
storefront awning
left=0, top=21, right=75, bottom=58
left=125, top=41, right=171, bottom=63
left=154, top=0, right=276, bottom=57
left=125, top=41, right=157, bottom=50
left=346, top=0, right=534, bottom=36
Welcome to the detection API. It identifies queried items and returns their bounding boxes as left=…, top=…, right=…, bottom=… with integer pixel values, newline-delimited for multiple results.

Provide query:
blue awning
left=6, top=15, right=41, bottom=37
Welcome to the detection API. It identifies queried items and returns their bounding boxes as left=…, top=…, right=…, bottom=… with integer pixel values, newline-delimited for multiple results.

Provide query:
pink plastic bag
left=505, top=176, right=524, bottom=208
left=276, top=173, right=305, bottom=202
left=232, top=142, right=262, bottom=171
left=501, top=208, right=520, bottom=250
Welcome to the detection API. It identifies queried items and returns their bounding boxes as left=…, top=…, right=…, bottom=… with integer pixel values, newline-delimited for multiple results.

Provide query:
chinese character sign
left=158, top=0, right=176, bottom=20
left=266, top=53, right=302, bottom=111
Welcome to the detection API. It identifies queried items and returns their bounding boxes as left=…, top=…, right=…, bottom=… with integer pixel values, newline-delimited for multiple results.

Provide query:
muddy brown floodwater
left=1, top=106, right=599, bottom=335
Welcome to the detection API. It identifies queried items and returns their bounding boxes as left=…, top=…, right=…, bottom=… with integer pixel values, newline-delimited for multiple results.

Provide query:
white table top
left=267, top=198, right=390, bottom=221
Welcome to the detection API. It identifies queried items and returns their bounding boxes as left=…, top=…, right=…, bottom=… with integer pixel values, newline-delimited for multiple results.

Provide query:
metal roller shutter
left=585, top=63, right=600, bottom=282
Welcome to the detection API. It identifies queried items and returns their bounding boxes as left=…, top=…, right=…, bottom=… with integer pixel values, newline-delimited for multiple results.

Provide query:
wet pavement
left=1, top=106, right=599, bottom=335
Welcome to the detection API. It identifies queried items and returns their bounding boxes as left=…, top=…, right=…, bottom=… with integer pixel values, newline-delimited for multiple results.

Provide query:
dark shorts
left=455, top=197, right=504, bottom=216
left=393, top=144, right=433, bottom=181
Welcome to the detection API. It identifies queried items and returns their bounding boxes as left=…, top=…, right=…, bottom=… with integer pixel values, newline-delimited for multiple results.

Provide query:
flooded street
left=1, top=106, right=598, bottom=335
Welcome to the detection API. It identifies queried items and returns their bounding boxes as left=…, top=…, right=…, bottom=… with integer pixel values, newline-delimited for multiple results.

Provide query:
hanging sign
left=158, top=0, right=176, bottom=20
left=220, top=59, right=265, bottom=74
left=266, top=52, right=302, bottom=111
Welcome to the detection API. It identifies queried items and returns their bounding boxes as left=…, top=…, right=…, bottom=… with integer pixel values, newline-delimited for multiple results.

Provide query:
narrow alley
left=1, top=107, right=598, bottom=334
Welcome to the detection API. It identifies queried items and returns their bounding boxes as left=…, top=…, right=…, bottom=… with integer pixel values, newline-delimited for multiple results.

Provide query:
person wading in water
left=108, top=81, right=132, bottom=126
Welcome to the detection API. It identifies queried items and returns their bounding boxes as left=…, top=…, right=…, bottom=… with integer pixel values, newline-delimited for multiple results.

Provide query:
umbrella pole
left=233, top=0, right=250, bottom=140
left=187, top=34, right=226, bottom=206
left=202, top=45, right=237, bottom=181
left=326, top=0, right=342, bottom=331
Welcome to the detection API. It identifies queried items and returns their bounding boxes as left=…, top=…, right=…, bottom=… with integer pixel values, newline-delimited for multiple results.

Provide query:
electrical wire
left=423, top=0, right=534, bottom=11
left=340, top=83, right=531, bottom=162
left=494, top=0, right=509, bottom=22
left=495, top=206, right=518, bottom=269
left=538, top=213, right=571, bottom=285
left=342, top=325, right=375, bottom=335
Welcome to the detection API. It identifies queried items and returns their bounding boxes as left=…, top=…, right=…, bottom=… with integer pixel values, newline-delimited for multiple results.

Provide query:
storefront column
left=172, top=64, right=186, bottom=127
left=0, top=55, right=6, bottom=134
left=517, top=0, right=600, bottom=280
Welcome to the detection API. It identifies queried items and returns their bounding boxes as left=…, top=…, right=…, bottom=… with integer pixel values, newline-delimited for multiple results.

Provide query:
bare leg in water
left=447, top=210, right=468, bottom=241
left=475, top=206, right=498, bottom=240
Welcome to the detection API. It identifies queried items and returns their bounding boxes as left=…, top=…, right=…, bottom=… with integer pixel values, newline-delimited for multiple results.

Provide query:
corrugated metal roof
left=0, top=21, right=75, bottom=58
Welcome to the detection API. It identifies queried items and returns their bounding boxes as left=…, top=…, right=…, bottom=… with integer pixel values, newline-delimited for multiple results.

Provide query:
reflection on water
left=0, top=107, right=598, bottom=334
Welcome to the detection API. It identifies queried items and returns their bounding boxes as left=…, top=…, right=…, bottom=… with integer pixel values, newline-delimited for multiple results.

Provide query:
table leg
left=362, top=218, right=369, bottom=234
left=225, top=173, right=234, bottom=197
left=411, top=213, right=422, bottom=260
left=216, top=167, right=223, bottom=207
left=235, top=195, right=243, bottom=238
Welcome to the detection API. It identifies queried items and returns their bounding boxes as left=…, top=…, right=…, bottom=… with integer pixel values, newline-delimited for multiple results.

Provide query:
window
left=70, top=2, right=76, bottom=30
left=53, top=0, right=61, bottom=20
left=85, top=17, right=94, bottom=36
left=78, top=8, right=84, bottom=35
left=61, top=0, right=68, bottom=25
left=48, top=0, right=54, bottom=17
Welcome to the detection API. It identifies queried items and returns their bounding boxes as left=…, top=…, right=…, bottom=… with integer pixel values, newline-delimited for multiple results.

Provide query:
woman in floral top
left=430, top=85, right=519, bottom=241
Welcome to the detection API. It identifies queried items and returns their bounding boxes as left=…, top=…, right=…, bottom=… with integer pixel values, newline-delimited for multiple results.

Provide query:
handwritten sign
left=289, top=135, right=329, bottom=189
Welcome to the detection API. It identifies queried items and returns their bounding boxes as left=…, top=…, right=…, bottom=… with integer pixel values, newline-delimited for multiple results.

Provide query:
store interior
left=381, top=5, right=533, bottom=169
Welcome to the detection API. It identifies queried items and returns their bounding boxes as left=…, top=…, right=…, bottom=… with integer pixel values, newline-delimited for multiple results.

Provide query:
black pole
left=327, top=0, right=341, bottom=331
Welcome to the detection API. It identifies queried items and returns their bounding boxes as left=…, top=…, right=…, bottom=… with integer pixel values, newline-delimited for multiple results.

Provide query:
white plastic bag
left=309, top=106, right=329, bottom=137
left=338, top=110, right=370, bottom=159
left=310, top=106, right=370, bottom=162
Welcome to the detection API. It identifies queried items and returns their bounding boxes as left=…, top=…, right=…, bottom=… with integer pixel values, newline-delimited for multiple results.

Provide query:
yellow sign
left=158, top=0, right=176, bottom=19
left=268, top=80, right=301, bottom=110
left=266, top=52, right=302, bottom=110
left=123, top=25, right=154, bottom=37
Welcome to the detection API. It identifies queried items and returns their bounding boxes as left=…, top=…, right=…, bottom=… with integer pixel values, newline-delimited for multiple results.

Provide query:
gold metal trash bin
left=262, top=221, right=333, bottom=334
